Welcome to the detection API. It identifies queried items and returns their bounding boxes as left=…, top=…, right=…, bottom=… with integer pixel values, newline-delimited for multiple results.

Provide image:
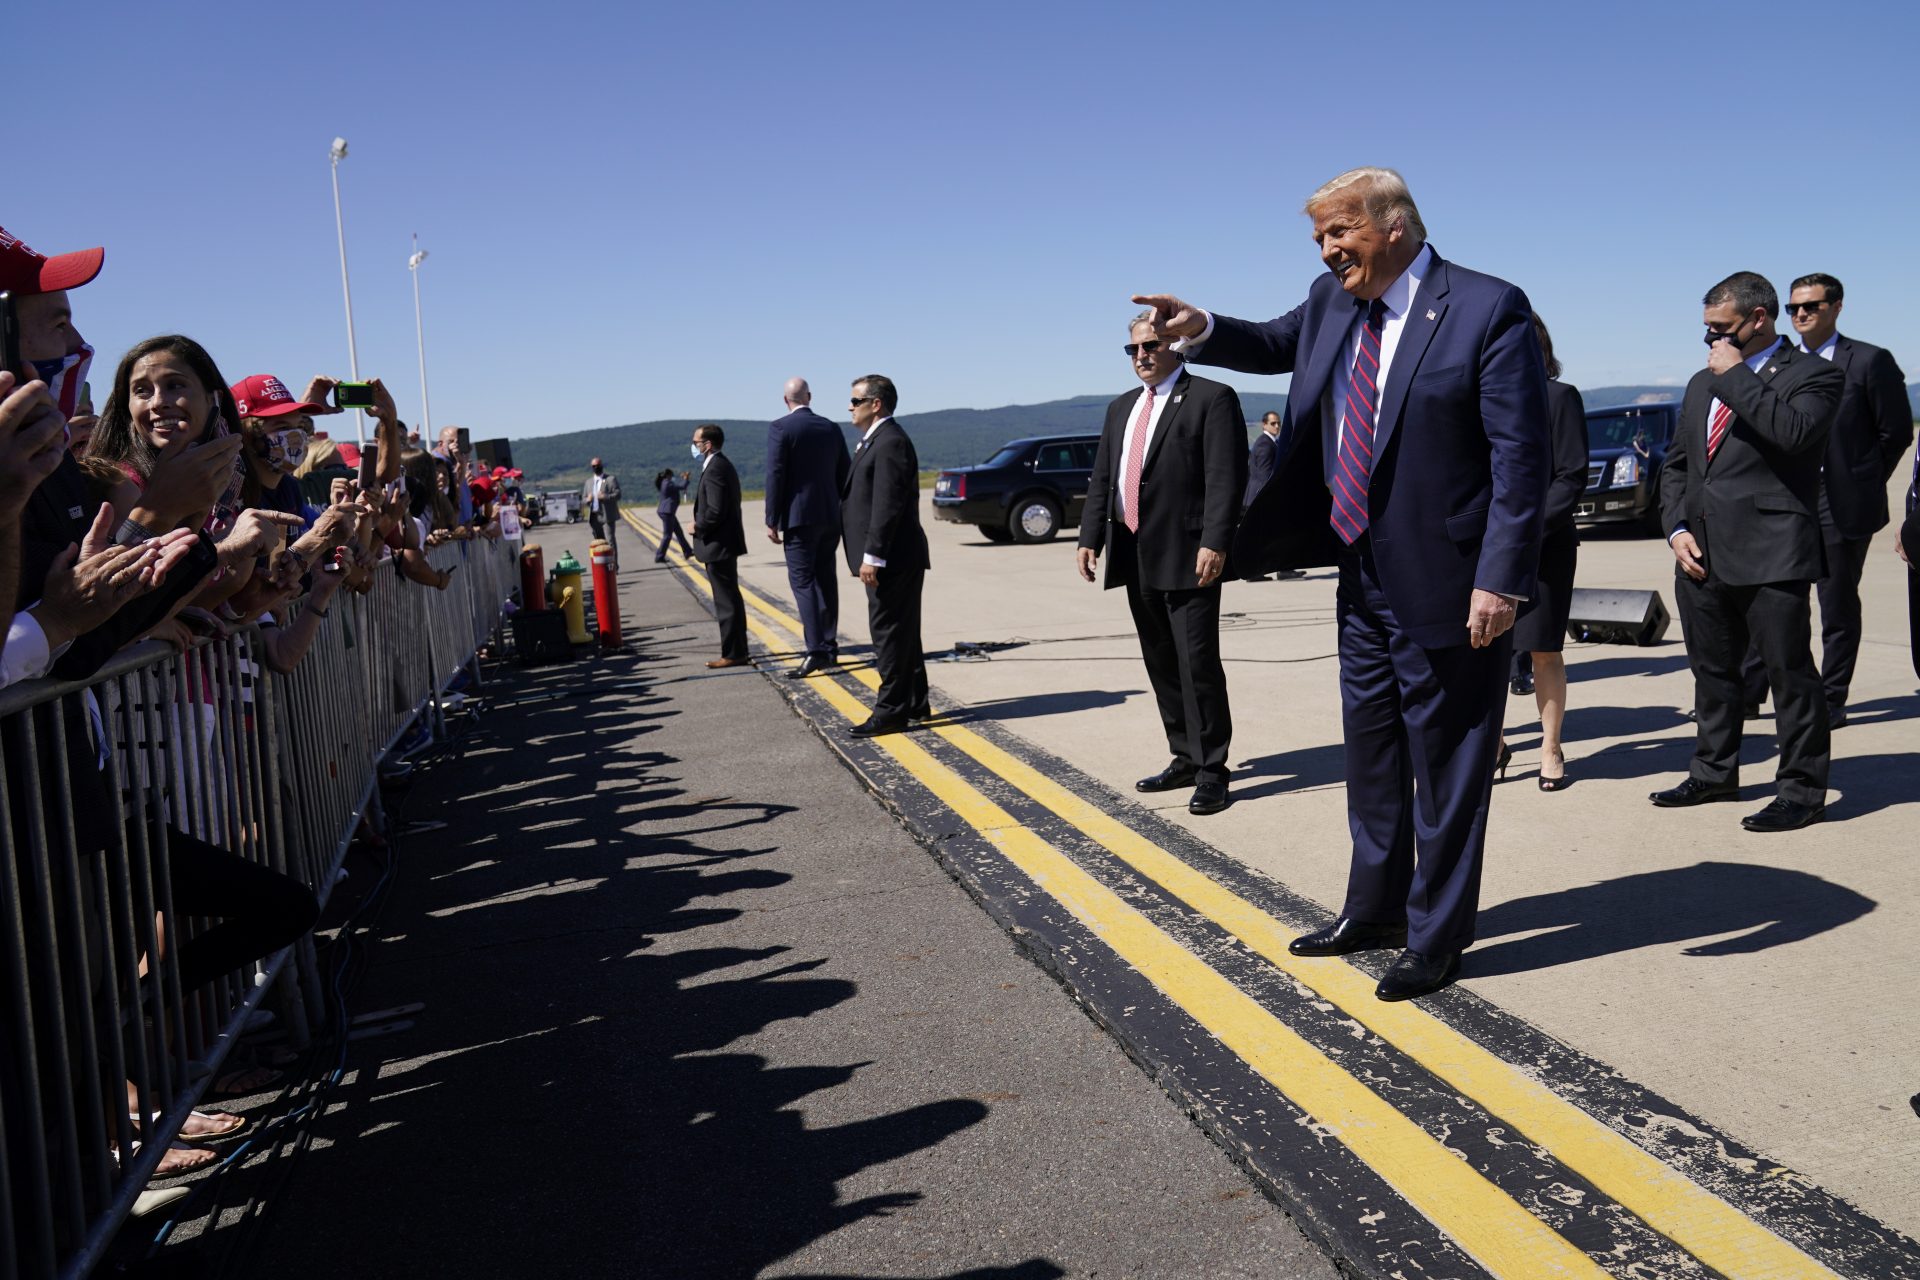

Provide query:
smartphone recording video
left=333, top=381, right=377, bottom=410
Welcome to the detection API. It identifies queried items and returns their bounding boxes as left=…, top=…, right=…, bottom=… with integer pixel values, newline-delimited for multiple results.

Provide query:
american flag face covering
left=30, top=341, right=94, bottom=435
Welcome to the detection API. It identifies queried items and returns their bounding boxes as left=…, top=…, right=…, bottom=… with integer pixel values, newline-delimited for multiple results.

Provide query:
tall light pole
left=408, top=234, right=433, bottom=441
left=327, top=136, right=365, bottom=448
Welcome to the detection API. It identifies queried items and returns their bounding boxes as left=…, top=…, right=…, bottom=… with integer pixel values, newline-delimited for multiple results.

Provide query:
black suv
left=1577, top=400, right=1681, bottom=533
left=932, top=434, right=1101, bottom=543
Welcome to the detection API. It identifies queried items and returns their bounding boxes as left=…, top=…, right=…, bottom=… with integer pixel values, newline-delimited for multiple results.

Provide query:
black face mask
left=591, top=465, right=603, bottom=474
left=1704, top=319, right=1752, bottom=349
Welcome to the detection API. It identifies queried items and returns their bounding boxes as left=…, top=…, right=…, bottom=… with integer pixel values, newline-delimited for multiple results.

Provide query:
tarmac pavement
left=703, top=444, right=1920, bottom=1250
left=150, top=518, right=1334, bottom=1279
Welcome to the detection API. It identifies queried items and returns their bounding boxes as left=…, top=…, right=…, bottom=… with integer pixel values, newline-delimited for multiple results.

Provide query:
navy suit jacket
left=765, top=407, right=852, bottom=532
left=1195, top=248, right=1551, bottom=648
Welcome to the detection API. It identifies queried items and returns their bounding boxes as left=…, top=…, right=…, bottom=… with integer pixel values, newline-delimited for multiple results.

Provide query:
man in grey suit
left=765, top=377, right=852, bottom=678
left=583, top=457, right=622, bottom=566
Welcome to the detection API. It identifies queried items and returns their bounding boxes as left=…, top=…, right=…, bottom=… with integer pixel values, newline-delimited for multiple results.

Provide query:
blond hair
left=1304, top=167, right=1427, bottom=245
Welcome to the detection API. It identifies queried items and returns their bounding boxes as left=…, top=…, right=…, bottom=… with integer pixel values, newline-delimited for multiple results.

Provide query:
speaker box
left=475, top=438, right=514, bottom=472
left=510, top=610, right=574, bottom=664
left=1566, top=588, right=1670, bottom=646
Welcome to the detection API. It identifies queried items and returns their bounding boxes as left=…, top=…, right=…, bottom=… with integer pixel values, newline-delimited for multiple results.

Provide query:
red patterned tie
left=1121, top=385, right=1154, bottom=533
left=1329, top=299, right=1389, bottom=544
left=1706, top=401, right=1733, bottom=461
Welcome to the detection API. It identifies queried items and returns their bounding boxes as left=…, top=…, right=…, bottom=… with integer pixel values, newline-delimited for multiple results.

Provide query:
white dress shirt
left=1114, top=367, right=1185, bottom=526
left=1, top=613, right=55, bottom=691
left=857, top=417, right=894, bottom=568
left=1803, top=334, right=1838, bottom=362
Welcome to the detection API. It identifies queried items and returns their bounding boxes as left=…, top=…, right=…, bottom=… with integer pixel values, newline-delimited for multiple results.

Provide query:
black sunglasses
left=850, top=394, right=875, bottom=406
left=1123, top=340, right=1168, bottom=357
left=1785, top=299, right=1832, bottom=315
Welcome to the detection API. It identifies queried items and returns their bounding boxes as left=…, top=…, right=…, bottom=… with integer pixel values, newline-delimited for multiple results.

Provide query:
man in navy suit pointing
left=1135, top=166, right=1550, bottom=1001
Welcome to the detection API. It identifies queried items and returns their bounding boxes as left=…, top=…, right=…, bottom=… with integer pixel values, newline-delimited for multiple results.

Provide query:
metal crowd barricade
left=1, top=532, right=519, bottom=1279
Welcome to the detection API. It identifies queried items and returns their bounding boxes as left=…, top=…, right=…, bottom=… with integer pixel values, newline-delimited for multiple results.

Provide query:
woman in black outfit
left=1503, top=314, right=1587, bottom=790
left=653, top=467, right=694, bottom=562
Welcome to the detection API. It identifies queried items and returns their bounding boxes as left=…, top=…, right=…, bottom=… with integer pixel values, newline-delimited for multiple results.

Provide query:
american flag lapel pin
left=1426, top=309, right=1437, bottom=321
left=1173, top=394, right=1183, bottom=404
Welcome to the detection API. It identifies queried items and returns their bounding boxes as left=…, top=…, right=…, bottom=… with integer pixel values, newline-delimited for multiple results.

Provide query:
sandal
left=112, top=1140, right=219, bottom=1178
left=132, top=1109, right=247, bottom=1141
left=206, top=1064, right=283, bottom=1098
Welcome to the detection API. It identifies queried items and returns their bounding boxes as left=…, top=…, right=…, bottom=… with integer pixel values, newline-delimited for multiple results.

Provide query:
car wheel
left=1642, top=477, right=1664, bottom=537
left=979, top=525, right=1014, bottom=543
left=1009, top=495, right=1061, bottom=543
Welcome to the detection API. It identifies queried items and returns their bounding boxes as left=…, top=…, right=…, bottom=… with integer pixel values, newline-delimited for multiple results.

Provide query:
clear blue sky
left=14, top=0, right=1917, bottom=442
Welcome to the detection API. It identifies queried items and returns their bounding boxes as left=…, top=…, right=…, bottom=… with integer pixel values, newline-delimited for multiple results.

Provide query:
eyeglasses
left=850, top=395, right=876, bottom=407
left=1785, top=299, right=1832, bottom=315
left=1123, top=341, right=1167, bottom=357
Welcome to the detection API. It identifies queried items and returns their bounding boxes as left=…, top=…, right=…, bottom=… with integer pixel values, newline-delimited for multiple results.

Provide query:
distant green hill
left=506, top=382, right=1917, bottom=496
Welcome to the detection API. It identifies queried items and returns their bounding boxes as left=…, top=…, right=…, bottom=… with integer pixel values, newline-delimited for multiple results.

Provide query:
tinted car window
left=1587, top=411, right=1664, bottom=452
left=1071, top=441, right=1099, bottom=468
left=982, top=445, right=1027, bottom=468
left=1034, top=443, right=1078, bottom=471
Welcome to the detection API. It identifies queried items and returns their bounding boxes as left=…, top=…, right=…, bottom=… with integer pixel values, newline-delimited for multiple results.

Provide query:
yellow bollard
left=548, top=550, right=591, bottom=645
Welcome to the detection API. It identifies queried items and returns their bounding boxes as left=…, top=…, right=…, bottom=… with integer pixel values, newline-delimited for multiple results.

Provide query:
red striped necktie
left=1706, top=401, right=1733, bottom=461
left=1329, top=299, right=1389, bottom=544
left=1121, top=385, right=1154, bottom=533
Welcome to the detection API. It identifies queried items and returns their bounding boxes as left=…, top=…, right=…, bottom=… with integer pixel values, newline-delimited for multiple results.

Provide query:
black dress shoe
left=787, top=655, right=836, bottom=679
left=1188, top=781, right=1229, bottom=815
left=848, top=717, right=909, bottom=739
left=1136, top=761, right=1198, bottom=793
left=1649, top=777, right=1739, bottom=807
left=1741, top=797, right=1826, bottom=832
left=1288, top=917, right=1408, bottom=957
left=1376, top=948, right=1461, bottom=1002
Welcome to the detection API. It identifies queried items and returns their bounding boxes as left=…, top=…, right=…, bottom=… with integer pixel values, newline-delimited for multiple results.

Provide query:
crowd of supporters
left=1, top=223, right=509, bottom=1206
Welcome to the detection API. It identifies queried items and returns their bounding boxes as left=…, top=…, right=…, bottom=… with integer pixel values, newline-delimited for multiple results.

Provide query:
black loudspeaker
left=475, top=438, right=514, bottom=471
left=510, top=610, right=574, bottom=664
left=1566, top=588, right=1671, bottom=646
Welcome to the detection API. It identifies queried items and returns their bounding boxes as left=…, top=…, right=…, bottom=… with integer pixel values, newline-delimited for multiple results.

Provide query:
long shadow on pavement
left=1466, top=861, right=1876, bottom=978
left=202, top=646, right=998, bottom=1279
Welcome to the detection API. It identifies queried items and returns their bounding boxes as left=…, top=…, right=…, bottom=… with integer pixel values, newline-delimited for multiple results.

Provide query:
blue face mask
left=690, top=443, right=702, bottom=459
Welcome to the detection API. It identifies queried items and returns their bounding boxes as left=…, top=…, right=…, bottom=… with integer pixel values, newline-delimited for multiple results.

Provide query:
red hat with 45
left=0, top=226, right=104, bottom=294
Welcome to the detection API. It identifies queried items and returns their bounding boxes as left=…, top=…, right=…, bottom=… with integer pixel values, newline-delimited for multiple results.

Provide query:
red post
left=519, top=544, right=547, bottom=611
left=589, top=539, right=621, bottom=648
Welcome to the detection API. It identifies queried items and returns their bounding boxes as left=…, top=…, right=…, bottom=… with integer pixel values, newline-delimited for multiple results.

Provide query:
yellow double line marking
left=623, top=511, right=1837, bottom=1279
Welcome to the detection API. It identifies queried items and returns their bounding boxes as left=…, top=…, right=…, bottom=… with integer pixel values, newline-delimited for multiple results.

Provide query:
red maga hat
left=0, top=226, right=104, bottom=294
left=231, top=374, right=328, bottom=419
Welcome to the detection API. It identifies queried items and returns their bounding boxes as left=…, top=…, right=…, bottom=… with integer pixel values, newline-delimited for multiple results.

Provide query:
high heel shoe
left=1538, top=749, right=1570, bottom=793
left=1494, top=742, right=1513, bottom=781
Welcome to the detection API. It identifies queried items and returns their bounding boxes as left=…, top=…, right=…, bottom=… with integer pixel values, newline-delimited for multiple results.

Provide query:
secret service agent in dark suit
left=1136, top=167, right=1550, bottom=1002
left=1240, top=411, right=1303, bottom=584
left=690, top=423, right=750, bottom=668
left=764, top=377, right=852, bottom=678
left=1739, top=274, right=1912, bottom=725
left=841, top=374, right=930, bottom=737
left=1076, top=316, right=1247, bottom=816
left=1651, top=272, right=1843, bottom=832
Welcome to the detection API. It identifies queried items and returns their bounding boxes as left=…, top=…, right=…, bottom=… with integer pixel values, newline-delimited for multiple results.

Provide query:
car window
left=1586, top=410, right=1670, bottom=453
left=1034, top=443, right=1078, bottom=471
left=1071, top=441, right=1099, bottom=468
left=983, top=445, right=1027, bottom=468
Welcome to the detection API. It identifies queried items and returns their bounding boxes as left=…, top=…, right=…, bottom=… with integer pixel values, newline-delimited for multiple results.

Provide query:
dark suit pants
left=707, top=556, right=749, bottom=661
left=1123, top=576, right=1231, bottom=785
left=784, top=523, right=841, bottom=660
left=655, top=512, right=692, bottom=560
left=1741, top=523, right=1872, bottom=711
left=1677, top=572, right=1829, bottom=804
left=1336, top=543, right=1508, bottom=956
left=867, top=564, right=927, bottom=722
